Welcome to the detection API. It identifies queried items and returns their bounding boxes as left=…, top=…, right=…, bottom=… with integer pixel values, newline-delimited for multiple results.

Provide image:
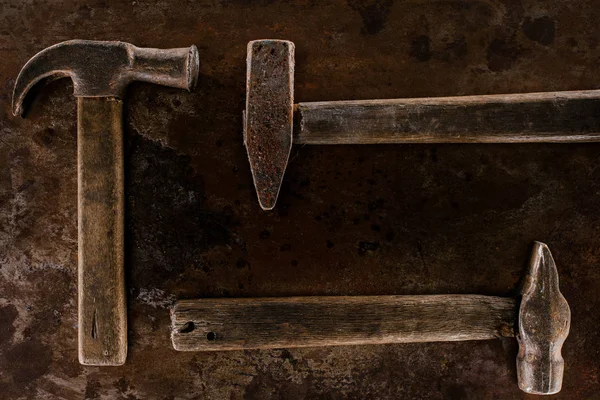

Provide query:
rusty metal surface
left=1, top=1, right=599, bottom=399
left=13, top=40, right=199, bottom=116
left=517, top=242, right=570, bottom=395
left=244, top=40, right=294, bottom=210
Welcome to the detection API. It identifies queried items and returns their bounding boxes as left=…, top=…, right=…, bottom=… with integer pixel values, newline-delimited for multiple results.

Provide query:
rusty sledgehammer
left=13, top=40, right=199, bottom=365
left=244, top=39, right=600, bottom=210
left=172, top=242, right=570, bottom=395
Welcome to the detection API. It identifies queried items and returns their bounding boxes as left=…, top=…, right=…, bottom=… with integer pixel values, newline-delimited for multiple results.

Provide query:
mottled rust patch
left=0, top=305, right=18, bottom=345
left=3, top=339, right=52, bottom=385
left=487, top=37, right=520, bottom=72
left=410, top=35, right=432, bottom=62
left=347, top=0, right=395, bottom=35
left=522, top=16, right=556, bottom=46
left=125, top=133, right=232, bottom=291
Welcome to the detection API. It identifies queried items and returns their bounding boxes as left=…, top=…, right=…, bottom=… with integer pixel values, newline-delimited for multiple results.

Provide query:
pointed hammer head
left=13, top=39, right=199, bottom=117
left=244, top=40, right=295, bottom=210
left=517, top=242, right=571, bottom=395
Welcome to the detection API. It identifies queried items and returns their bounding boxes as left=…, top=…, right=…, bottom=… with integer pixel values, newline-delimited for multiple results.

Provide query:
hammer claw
left=12, top=41, right=78, bottom=116
left=13, top=40, right=199, bottom=117
left=13, top=40, right=200, bottom=366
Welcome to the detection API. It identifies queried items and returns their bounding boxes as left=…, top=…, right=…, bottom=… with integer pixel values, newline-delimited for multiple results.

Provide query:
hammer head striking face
left=244, top=40, right=294, bottom=210
left=517, top=242, right=571, bottom=394
left=13, top=39, right=199, bottom=115
left=13, top=40, right=199, bottom=366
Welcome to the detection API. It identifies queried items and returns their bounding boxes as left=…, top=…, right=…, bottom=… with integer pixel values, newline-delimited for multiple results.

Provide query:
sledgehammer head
left=13, top=39, right=199, bottom=116
left=244, top=40, right=295, bottom=210
left=517, top=242, right=571, bottom=395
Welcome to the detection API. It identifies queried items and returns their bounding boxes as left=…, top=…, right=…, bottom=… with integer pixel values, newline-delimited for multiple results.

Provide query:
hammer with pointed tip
left=172, top=242, right=571, bottom=395
left=13, top=40, right=199, bottom=366
left=244, top=39, right=600, bottom=210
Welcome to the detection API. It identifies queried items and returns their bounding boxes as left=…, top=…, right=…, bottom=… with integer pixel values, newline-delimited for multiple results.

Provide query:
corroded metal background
left=1, top=1, right=599, bottom=399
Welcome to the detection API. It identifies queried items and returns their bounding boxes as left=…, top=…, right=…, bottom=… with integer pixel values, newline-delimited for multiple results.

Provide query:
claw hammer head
left=13, top=39, right=199, bottom=116
left=244, top=40, right=295, bottom=210
left=517, top=242, right=571, bottom=395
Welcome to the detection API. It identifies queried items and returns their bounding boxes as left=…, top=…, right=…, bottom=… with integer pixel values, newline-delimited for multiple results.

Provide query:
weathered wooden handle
left=296, top=90, right=600, bottom=144
left=77, top=97, right=126, bottom=365
left=171, top=295, right=516, bottom=351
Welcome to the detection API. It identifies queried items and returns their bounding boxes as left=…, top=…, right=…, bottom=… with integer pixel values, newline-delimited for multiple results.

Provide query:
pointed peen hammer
left=244, top=39, right=600, bottom=210
left=13, top=40, right=199, bottom=365
left=172, top=242, right=570, bottom=395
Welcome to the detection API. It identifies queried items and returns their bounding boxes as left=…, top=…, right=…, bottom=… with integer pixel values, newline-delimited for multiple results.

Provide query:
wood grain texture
left=295, top=90, right=600, bottom=144
left=77, top=97, right=126, bottom=366
left=171, top=295, right=517, bottom=351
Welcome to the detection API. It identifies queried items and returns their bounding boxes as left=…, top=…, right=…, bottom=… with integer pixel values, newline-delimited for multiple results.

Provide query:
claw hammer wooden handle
left=78, top=98, right=126, bottom=365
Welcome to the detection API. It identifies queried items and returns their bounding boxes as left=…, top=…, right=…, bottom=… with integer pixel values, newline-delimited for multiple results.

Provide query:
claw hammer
left=13, top=40, right=199, bottom=365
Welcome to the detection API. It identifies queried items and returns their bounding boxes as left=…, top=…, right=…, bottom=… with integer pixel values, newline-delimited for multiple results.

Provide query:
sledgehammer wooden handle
left=296, top=90, right=600, bottom=144
left=172, top=295, right=517, bottom=351
left=78, top=97, right=126, bottom=365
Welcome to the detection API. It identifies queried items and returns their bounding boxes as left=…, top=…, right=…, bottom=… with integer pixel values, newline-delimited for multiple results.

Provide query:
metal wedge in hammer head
left=245, top=39, right=600, bottom=210
left=13, top=40, right=199, bottom=366
left=172, top=241, right=570, bottom=394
